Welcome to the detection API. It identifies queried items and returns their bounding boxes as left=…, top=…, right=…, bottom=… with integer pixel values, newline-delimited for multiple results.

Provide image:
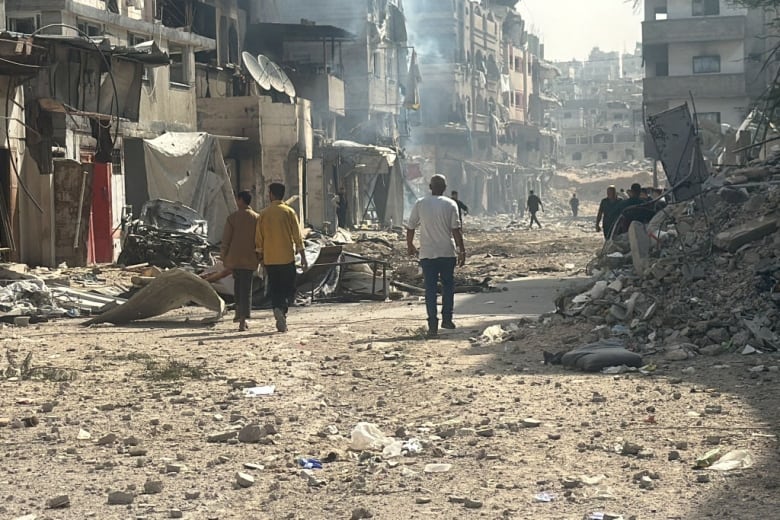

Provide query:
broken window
left=572, top=152, right=582, bottom=161
left=654, top=7, right=668, bottom=20
left=106, top=0, right=120, bottom=14
left=7, top=15, right=40, bottom=33
left=78, top=20, right=104, bottom=37
left=692, top=0, right=719, bottom=16
left=192, top=2, right=217, bottom=38
left=156, top=0, right=193, bottom=29
left=598, top=151, right=608, bottom=161
left=564, top=112, right=572, bottom=119
left=169, top=44, right=189, bottom=86
left=693, top=55, right=720, bottom=74
left=566, top=137, right=577, bottom=145
left=128, top=33, right=151, bottom=80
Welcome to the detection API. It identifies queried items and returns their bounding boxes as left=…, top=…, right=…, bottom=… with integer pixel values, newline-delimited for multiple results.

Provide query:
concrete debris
left=714, top=216, right=778, bottom=253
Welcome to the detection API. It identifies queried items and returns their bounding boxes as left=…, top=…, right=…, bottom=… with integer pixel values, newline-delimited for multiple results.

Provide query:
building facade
left=643, top=0, right=773, bottom=131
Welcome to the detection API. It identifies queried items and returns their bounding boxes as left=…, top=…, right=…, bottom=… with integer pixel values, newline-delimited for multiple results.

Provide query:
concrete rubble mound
left=556, top=155, right=780, bottom=359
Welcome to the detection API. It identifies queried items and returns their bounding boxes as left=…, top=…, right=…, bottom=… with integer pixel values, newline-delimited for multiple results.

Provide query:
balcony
left=642, top=16, right=745, bottom=45
left=289, top=72, right=345, bottom=116
left=643, top=73, right=746, bottom=102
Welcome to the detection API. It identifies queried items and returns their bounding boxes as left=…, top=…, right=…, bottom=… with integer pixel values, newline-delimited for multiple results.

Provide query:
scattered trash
left=695, top=448, right=722, bottom=469
left=297, top=457, right=323, bottom=470
left=402, top=438, right=423, bottom=454
left=243, top=386, right=276, bottom=397
left=473, top=322, right=521, bottom=346
left=348, top=422, right=394, bottom=451
left=741, top=345, right=758, bottom=355
left=708, top=449, right=754, bottom=471
left=423, top=463, right=452, bottom=474
left=534, top=492, right=555, bottom=502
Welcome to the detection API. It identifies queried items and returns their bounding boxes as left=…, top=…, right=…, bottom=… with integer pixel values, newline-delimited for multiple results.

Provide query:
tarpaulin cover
left=143, top=132, right=237, bottom=243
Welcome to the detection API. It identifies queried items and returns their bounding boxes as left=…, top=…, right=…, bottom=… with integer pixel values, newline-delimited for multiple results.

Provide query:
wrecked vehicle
left=117, top=199, right=217, bottom=269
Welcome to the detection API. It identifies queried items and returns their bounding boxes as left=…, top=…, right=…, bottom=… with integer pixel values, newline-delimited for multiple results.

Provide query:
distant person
left=596, top=186, right=621, bottom=239
left=450, top=190, right=469, bottom=225
left=526, top=190, right=544, bottom=229
left=407, top=174, right=466, bottom=338
left=255, top=183, right=308, bottom=333
left=569, top=193, right=579, bottom=218
left=618, top=188, right=627, bottom=200
left=609, top=183, right=646, bottom=236
left=221, top=190, right=259, bottom=332
left=333, top=186, right=348, bottom=230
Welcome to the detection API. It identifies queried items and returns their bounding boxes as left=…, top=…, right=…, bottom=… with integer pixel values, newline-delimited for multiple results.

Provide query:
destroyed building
left=402, top=0, right=557, bottom=216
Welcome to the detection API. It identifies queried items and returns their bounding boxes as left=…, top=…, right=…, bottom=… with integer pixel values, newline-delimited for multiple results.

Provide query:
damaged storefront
left=0, top=33, right=170, bottom=268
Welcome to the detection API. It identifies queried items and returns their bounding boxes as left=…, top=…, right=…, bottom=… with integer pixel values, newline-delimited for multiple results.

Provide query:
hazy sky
left=517, top=0, right=643, bottom=61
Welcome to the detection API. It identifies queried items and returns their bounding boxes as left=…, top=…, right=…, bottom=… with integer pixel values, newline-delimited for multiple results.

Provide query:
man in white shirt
left=407, top=174, right=466, bottom=338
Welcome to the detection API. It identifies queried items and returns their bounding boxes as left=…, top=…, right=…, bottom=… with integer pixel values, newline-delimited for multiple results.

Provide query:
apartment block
left=643, top=0, right=772, bottom=129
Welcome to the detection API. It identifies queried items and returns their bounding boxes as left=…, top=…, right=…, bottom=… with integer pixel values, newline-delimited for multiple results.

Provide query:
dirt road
left=1, top=214, right=779, bottom=520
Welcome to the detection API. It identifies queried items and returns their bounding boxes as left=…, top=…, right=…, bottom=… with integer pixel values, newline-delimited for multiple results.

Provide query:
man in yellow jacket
left=255, top=183, right=308, bottom=332
left=221, top=190, right=259, bottom=332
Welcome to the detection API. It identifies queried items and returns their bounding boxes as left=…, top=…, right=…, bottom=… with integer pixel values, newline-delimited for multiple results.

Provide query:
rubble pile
left=557, top=160, right=780, bottom=358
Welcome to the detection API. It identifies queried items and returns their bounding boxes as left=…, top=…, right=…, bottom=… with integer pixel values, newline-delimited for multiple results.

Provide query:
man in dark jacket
left=526, top=190, right=544, bottom=229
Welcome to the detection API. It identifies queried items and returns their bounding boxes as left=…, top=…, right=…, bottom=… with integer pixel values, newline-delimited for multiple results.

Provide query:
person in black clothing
left=596, top=186, right=621, bottom=239
left=526, top=190, right=543, bottom=229
left=451, top=190, right=469, bottom=225
left=335, top=186, right=348, bottom=230
left=609, top=183, right=647, bottom=236
left=569, top=193, right=579, bottom=218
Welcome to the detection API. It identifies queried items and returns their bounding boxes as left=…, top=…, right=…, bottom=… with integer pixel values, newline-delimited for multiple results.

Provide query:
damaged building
left=402, top=0, right=558, bottom=216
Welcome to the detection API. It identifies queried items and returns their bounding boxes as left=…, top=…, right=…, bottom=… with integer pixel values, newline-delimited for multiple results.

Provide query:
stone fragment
left=169, top=510, right=183, bottom=519
left=77, top=429, right=91, bottom=440
left=184, top=489, right=200, bottom=500
left=351, top=508, right=373, bottom=520
left=97, top=433, right=117, bottom=446
left=522, top=418, right=541, bottom=428
left=238, top=424, right=263, bottom=443
left=144, top=480, right=163, bottom=494
left=207, top=430, right=237, bottom=443
left=46, top=495, right=70, bottom=509
left=236, top=472, right=255, bottom=488
left=464, top=498, right=483, bottom=509
left=714, top=216, right=778, bottom=253
left=107, top=491, right=134, bottom=505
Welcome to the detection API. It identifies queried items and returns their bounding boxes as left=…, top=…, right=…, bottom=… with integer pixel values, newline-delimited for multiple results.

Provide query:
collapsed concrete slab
left=628, top=221, right=650, bottom=275
left=713, top=216, right=779, bottom=253
left=83, top=269, right=225, bottom=326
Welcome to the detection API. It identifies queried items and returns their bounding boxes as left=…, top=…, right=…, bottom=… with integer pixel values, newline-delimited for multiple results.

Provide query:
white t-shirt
left=407, top=195, right=461, bottom=259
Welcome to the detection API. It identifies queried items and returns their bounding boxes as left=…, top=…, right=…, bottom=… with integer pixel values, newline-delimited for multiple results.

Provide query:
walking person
left=407, top=174, right=466, bottom=338
left=255, top=183, right=308, bottom=333
left=569, top=193, right=579, bottom=218
left=596, top=185, right=621, bottom=239
left=526, top=190, right=544, bottom=229
left=221, top=190, right=260, bottom=332
left=450, top=190, right=469, bottom=226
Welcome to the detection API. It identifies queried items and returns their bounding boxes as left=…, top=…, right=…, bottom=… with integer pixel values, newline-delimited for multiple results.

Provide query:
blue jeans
left=420, top=257, right=456, bottom=325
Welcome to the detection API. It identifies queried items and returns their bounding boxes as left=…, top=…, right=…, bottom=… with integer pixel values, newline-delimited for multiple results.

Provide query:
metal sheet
left=646, top=103, right=709, bottom=202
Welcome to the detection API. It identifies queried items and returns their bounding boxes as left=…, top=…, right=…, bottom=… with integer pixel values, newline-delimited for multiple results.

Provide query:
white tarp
left=143, top=132, right=237, bottom=243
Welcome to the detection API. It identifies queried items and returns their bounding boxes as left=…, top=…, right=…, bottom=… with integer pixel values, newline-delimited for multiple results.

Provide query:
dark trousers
left=265, top=263, right=297, bottom=314
left=529, top=211, right=541, bottom=228
left=233, top=269, right=254, bottom=321
left=420, top=257, right=456, bottom=325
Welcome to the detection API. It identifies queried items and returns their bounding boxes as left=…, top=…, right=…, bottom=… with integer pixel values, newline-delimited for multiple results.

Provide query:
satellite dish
left=243, top=51, right=271, bottom=91
left=258, top=54, right=297, bottom=99
left=257, top=54, right=285, bottom=93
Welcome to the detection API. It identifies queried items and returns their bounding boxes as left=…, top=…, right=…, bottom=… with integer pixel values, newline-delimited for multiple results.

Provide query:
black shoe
left=273, top=308, right=287, bottom=333
left=441, top=320, right=456, bottom=329
left=425, top=328, right=438, bottom=339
